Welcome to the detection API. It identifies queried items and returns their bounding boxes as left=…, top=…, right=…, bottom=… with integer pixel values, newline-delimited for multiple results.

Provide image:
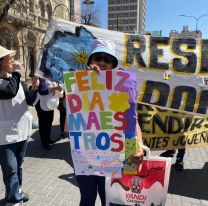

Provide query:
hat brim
left=87, top=48, right=118, bottom=69
left=33, top=70, right=44, bottom=78
left=0, top=50, right=16, bottom=59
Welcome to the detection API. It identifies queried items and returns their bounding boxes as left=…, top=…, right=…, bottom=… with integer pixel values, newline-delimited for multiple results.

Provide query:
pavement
left=0, top=107, right=208, bottom=206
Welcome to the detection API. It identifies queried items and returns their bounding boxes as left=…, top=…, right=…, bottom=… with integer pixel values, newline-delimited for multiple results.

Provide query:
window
left=39, top=0, right=45, bottom=17
left=109, top=0, right=115, bottom=4
left=131, top=12, right=137, bottom=17
left=46, top=4, right=52, bottom=19
left=116, top=6, right=121, bottom=11
left=123, top=13, right=129, bottom=17
left=108, top=20, right=113, bottom=25
left=29, top=0, right=34, bottom=12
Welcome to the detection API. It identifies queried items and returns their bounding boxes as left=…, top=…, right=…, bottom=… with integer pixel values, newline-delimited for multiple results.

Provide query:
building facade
left=0, top=0, right=80, bottom=80
left=108, top=0, right=146, bottom=33
left=169, top=26, right=202, bottom=38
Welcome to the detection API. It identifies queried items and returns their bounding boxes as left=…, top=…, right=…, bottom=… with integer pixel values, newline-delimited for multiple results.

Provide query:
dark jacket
left=0, top=72, right=37, bottom=105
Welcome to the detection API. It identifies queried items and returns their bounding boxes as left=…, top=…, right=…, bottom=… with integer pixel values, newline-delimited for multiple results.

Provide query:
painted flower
left=108, top=92, right=130, bottom=112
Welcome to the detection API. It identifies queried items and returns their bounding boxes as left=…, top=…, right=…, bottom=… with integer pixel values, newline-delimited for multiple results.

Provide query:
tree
left=81, top=3, right=100, bottom=27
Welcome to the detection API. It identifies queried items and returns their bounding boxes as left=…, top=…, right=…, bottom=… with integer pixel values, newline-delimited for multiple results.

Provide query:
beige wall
left=0, top=0, right=80, bottom=80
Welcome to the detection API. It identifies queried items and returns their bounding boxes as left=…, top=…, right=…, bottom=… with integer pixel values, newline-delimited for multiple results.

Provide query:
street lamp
left=53, top=2, right=73, bottom=21
left=179, top=14, right=208, bottom=34
left=116, top=14, right=119, bottom=31
left=54, top=1, right=95, bottom=22
left=83, top=0, right=95, bottom=5
left=82, top=0, right=95, bottom=25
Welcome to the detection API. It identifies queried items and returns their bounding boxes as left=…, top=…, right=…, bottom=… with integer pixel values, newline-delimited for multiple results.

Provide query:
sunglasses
left=91, top=54, right=114, bottom=64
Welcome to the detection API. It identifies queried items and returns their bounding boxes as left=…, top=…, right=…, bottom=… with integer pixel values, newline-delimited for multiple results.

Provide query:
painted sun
left=68, top=48, right=89, bottom=70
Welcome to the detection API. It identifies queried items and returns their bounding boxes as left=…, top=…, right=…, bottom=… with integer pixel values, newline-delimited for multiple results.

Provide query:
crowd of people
left=0, top=38, right=186, bottom=206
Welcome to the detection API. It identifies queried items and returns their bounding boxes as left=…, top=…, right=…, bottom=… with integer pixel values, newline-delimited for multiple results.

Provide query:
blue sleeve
left=38, top=78, right=49, bottom=95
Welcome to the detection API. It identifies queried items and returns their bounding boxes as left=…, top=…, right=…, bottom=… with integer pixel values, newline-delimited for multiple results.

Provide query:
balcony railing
left=6, top=13, right=34, bottom=27
left=5, top=11, right=49, bottom=31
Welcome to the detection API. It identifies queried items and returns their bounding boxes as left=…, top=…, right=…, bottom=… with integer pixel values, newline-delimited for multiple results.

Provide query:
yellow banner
left=138, top=103, right=208, bottom=150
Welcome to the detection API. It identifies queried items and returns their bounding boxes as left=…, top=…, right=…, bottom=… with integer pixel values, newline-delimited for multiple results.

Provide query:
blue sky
left=81, top=0, right=208, bottom=37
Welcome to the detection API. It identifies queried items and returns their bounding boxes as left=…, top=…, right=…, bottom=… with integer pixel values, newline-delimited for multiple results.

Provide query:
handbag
left=105, top=146, right=172, bottom=206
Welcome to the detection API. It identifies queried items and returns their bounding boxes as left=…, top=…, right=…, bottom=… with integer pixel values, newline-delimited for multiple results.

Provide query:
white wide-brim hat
left=34, top=71, right=44, bottom=78
left=87, top=38, right=118, bottom=68
left=0, top=45, right=16, bottom=59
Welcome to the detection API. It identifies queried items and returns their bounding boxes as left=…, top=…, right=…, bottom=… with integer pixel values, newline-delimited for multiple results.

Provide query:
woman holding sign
left=66, top=39, right=144, bottom=206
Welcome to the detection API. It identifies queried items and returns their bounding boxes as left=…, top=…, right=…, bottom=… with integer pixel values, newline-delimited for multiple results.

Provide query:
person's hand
left=31, top=75, right=40, bottom=91
left=50, top=81, right=58, bottom=92
left=55, top=89, right=64, bottom=98
left=87, top=64, right=101, bottom=74
left=131, top=148, right=144, bottom=164
left=56, top=84, right=64, bottom=92
left=52, top=81, right=58, bottom=88
left=13, top=61, right=23, bottom=74
left=52, top=82, right=64, bottom=92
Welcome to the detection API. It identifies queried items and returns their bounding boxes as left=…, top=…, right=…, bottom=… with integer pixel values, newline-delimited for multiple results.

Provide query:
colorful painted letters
left=64, top=70, right=137, bottom=176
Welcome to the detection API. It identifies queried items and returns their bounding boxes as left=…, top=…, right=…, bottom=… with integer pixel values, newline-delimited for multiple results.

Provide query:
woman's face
left=90, top=53, right=114, bottom=71
left=1, top=55, right=14, bottom=73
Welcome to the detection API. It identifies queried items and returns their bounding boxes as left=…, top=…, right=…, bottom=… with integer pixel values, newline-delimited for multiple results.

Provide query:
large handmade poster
left=64, top=70, right=138, bottom=177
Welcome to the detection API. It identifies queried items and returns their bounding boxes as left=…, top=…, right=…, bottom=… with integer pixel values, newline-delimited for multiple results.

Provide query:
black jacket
left=0, top=72, right=37, bottom=105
